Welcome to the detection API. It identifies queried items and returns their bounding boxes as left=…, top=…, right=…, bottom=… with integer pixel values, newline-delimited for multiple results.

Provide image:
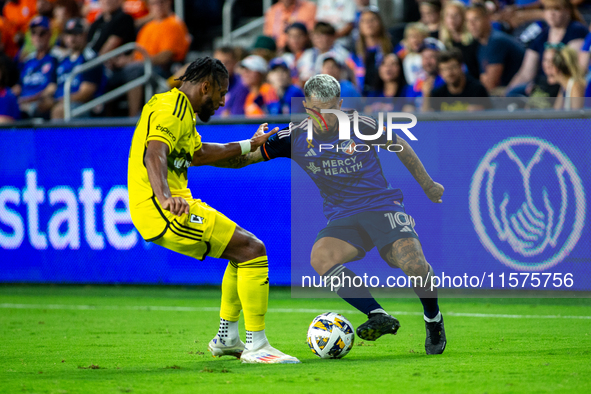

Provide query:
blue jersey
left=55, top=48, right=104, bottom=99
left=261, top=111, right=405, bottom=221
left=19, top=52, right=58, bottom=98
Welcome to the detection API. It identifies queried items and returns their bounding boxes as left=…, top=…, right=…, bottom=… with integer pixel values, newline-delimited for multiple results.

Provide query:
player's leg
left=311, top=232, right=400, bottom=341
left=384, top=237, right=446, bottom=354
left=218, top=226, right=299, bottom=364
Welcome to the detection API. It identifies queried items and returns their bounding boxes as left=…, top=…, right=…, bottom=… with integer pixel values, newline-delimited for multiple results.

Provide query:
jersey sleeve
left=145, top=110, right=183, bottom=152
left=260, top=126, right=291, bottom=160
left=194, top=129, right=202, bottom=153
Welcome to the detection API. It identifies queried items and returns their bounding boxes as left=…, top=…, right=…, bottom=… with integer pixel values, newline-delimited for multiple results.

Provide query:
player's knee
left=244, top=235, right=266, bottom=260
left=310, top=249, right=340, bottom=276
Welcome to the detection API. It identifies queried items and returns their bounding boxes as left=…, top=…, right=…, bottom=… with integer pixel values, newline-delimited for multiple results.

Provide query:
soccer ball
left=307, top=312, right=355, bottom=359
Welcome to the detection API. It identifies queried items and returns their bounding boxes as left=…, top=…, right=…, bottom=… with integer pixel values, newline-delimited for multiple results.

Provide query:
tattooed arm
left=209, top=149, right=266, bottom=168
left=395, top=135, right=444, bottom=203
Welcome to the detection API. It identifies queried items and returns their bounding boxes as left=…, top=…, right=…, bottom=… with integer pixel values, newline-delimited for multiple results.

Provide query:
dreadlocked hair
left=176, top=57, right=229, bottom=88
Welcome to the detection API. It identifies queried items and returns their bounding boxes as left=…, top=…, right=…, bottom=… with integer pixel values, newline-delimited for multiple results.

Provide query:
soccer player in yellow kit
left=128, top=57, right=299, bottom=364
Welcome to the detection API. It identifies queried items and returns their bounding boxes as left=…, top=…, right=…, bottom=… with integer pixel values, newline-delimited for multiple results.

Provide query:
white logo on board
left=469, top=137, right=585, bottom=271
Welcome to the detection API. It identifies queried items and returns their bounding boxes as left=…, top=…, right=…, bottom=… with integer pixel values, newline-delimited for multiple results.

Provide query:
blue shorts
left=314, top=209, right=419, bottom=261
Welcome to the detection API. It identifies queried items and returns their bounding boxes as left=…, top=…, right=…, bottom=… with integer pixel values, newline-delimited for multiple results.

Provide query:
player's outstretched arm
left=191, top=123, right=278, bottom=167
left=395, top=135, right=444, bottom=203
left=145, top=140, right=190, bottom=216
left=209, top=149, right=266, bottom=168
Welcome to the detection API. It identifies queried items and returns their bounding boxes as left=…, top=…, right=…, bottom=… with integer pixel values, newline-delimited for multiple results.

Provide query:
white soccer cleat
left=240, top=341, right=301, bottom=364
left=207, top=335, right=245, bottom=358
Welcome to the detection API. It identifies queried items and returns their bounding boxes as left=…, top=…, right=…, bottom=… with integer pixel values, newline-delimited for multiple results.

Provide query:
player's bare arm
left=203, top=123, right=277, bottom=168
left=395, top=135, right=444, bottom=203
left=144, top=140, right=190, bottom=216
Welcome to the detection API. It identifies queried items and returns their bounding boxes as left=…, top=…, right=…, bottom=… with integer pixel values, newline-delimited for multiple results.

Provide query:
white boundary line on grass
left=1, top=303, right=590, bottom=319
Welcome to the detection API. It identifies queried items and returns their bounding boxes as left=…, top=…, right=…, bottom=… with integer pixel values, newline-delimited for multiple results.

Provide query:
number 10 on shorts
left=384, top=212, right=417, bottom=235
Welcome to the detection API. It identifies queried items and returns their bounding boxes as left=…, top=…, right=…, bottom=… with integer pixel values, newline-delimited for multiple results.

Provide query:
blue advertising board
left=290, top=118, right=591, bottom=292
left=1, top=118, right=590, bottom=290
left=0, top=124, right=291, bottom=285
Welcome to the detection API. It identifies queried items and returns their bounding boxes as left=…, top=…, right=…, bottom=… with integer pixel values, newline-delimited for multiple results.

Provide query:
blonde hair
left=439, top=1, right=473, bottom=47
left=552, top=46, right=584, bottom=80
left=404, top=22, right=429, bottom=40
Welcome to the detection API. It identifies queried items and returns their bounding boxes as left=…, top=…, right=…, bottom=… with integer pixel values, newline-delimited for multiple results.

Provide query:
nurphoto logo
left=305, top=108, right=418, bottom=153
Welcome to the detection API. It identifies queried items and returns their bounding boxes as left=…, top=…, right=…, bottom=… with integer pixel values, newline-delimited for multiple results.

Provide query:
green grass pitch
left=1, top=285, right=590, bottom=393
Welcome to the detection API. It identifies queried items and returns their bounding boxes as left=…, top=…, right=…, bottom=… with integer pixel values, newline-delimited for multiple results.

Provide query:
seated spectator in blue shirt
left=320, top=55, right=361, bottom=97
left=506, top=0, right=587, bottom=98
left=49, top=18, right=104, bottom=119
left=366, top=53, right=411, bottom=111
left=404, top=38, right=445, bottom=111
left=0, top=58, right=20, bottom=123
left=466, top=4, right=525, bottom=93
left=12, top=16, right=58, bottom=118
left=266, top=57, right=304, bottom=114
left=424, top=48, right=491, bottom=112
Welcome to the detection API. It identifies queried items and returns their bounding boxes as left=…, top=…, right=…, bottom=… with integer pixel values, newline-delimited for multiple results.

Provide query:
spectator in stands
left=280, top=22, right=311, bottom=84
left=49, top=18, right=104, bottom=119
left=405, top=37, right=446, bottom=110
left=423, top=48, right=490, bottom=112
left=546, top=45, right=585, bottom=109
left=367, top=53, right=410, bottom=98
left=20, top=0, right=62, bottom=59
left=352, top=9, right=392, bottom=95
left=352, top=0, right=371, bottom=44
left=109, top=0, right=190, bottom=116
left=320, top=55, right=361, bottom=97
left=297, top=22, right=350, bottom=84
left=396, top=22, right=429, bottom=86
left=54, top=0, right=82, bottom=36
left=507, top=0, right=587, bottom=98
left=236, top=55, right=280, bottom=118
left=0, top=16, right=20, bottom=59
left=251, top=35, right=277, bottom=63
left=267, top=57, right=304, bottom=114
left=466, top=4, right=525, bottom=93
left=0, top=57, right=20, bottom=122
left=419, top=0, right=441, bottom=39
left=440, top=1, right=480, bottom=80
left=123, top=0, right=150, bottom=28
left=2, top=0, right=37, bottom=37
left=87, top=0, right=136, bottom=56
left=315, top=0, right=356, bottom=48
left=209, top=46, right=242, bottom=117
left=263, top=0, right=317, bottom=51
left=282, top=22, right=311, bottom=61
left=577, top=27, right=591, bottom=76
left=12, top=16, right=58, bottom=118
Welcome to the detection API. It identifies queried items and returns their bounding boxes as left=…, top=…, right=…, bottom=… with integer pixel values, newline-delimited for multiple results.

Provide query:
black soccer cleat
left=425, top=314, right=446, bottom=355
left=356, top=313, right=401, bottom=341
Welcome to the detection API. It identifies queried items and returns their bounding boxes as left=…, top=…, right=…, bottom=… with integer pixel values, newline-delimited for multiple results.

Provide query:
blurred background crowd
left=1, top=0, right=590, bottom=123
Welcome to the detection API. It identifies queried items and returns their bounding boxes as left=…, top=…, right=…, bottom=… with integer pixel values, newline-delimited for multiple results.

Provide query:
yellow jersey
left=127, top=88, right=202, bottom=241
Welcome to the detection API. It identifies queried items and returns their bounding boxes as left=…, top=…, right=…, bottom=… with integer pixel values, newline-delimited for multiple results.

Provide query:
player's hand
left=424, top=182, right=444, bottom=203
left=249, top=123, right=279, bottom=152
left=161, top=197, right=190, bottom=216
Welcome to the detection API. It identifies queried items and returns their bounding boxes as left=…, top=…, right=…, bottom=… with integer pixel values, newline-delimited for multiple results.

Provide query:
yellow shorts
left=136, top=198, right=237, bottom=260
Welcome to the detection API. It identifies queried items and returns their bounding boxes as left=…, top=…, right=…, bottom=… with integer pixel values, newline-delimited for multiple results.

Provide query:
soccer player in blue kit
left=214, top=74, right=446, bottom=354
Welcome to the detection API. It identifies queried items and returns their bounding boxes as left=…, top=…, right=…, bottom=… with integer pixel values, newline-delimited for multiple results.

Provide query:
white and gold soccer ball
left=307, top=312, right=355, bottom=359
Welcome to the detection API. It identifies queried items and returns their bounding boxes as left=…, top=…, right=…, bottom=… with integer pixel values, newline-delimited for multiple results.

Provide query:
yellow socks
left=237, top=256, right=269, bottom=332
left=220, top=261, right=241, bottom=321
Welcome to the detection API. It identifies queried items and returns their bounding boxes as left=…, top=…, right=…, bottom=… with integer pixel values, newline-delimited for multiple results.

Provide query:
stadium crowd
left=1, top=0, right=590, bottom=122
